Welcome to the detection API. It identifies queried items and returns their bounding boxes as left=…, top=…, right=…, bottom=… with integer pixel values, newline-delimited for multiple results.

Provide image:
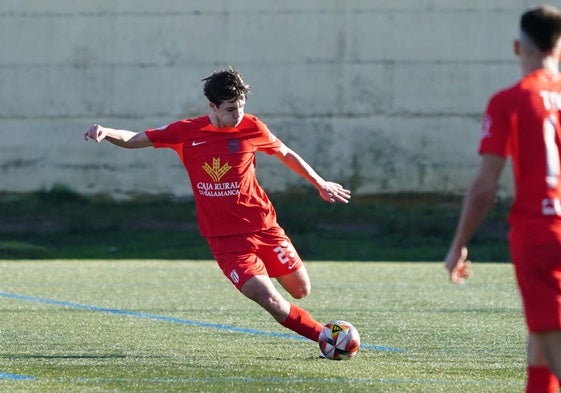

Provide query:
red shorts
left=206, top=226, right=303, bottom=290
left=511, top=242, right=561, bottom=333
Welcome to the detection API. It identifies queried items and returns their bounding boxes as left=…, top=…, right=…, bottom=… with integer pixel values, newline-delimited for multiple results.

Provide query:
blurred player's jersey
left=480, top=69, right=561, bottom=246
left=145, top=114, right=282, bottom=237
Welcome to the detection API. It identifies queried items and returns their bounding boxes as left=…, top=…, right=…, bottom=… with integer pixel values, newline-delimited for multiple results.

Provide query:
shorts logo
left=228, top=139, right=240, bottom=152
left=229, top=269, right=240, bottom=284
left=203, top=157, right=231, bottom=182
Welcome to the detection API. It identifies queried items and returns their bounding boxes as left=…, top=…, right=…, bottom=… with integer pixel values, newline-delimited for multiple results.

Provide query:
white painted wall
left=0, top=1, right=547, bottom=198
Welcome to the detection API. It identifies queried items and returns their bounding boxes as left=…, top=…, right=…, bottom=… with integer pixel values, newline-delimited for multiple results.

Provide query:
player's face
left=210, top=96, right=246, bottom=128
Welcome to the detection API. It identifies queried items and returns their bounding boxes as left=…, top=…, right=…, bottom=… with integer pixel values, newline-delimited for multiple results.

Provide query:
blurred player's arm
left=444, top=154, right=506, bottom=284
left=83, top=124, right=152, bottom=149
left=274, top=143, right=351, bottom=204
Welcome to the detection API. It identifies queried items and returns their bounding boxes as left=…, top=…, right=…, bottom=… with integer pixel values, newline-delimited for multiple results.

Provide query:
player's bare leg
left=276, top=266, right=311, bottom=299
left=525, top=332, right=561, bottom=392
left=240, top=274, right=291, bottom=321
left=530, top=331, right=561, bottom=378
left=240, top=273, right=323, bottom=341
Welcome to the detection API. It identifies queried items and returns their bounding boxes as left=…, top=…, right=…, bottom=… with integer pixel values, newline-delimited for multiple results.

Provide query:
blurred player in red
left=84, top=67, right=351, bottom=345
left=444, top=5, right=561, bottom=392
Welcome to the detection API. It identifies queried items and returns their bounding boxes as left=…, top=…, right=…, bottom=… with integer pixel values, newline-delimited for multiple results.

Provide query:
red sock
left=526, top=366, right=559, bottom=393
left=279, top=303, right=323, bottom=342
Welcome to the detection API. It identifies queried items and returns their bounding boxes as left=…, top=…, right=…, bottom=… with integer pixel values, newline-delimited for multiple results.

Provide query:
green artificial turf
left=0, top=260, right=524, bottom=392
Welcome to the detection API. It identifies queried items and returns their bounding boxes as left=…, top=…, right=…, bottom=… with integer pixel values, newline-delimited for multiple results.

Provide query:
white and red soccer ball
left=318, top=320, right=360, bottom=360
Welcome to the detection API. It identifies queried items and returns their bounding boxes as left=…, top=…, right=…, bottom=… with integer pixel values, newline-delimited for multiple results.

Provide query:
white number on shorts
left=273, top=241, right=296, bottom=264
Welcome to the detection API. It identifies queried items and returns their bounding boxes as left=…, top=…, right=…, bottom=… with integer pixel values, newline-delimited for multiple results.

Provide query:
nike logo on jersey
left=192, top=140, right=207, bottom=146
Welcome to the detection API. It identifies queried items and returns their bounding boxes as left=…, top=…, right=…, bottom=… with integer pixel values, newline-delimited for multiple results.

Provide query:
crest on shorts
left=229, top=269, right=240, bottom=284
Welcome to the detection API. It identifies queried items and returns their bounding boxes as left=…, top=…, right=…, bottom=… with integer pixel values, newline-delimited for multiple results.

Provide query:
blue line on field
left=0, top=371, right=35, bottom=381
left=0, top=291, right=404, bottom=353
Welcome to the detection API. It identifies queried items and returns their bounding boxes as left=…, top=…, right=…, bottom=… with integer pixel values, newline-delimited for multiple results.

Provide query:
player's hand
left=444, top=246, right=472, bottom=285
left=84, top=124, right=107, bottom=143
left=319, top=182, right=351, bottom=204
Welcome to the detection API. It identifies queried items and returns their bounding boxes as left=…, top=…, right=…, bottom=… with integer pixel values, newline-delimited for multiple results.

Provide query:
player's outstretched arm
left=83, top=124, right=153, bottom=149
left=444, top=154, right=505, bottom=284
left=274, top=143, right=351, bottom=204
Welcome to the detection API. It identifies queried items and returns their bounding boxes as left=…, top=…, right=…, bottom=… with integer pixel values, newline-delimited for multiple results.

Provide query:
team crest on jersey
left=202, top=157, right=231, bottom=182
left=198, top=157, right=240, bottom=197
left=228, top=139, right=240, bottom=152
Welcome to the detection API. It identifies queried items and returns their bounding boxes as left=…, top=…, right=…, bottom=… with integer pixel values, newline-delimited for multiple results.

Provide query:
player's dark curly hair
left=202, top=66, right=251, bottom=106
left=521, top=5, right=561, bottom=52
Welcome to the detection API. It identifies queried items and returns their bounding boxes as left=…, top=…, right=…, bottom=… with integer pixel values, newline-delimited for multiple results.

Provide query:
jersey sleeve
left=250, top=116, right=283, bottom=155
left=144, top=121, right=184, bottom=150
left=478, top=93, right=511, bottom=157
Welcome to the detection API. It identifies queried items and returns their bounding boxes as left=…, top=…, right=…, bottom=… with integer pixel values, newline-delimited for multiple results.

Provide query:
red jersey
left=480, top=69, right=561, bottom=246
left=145, top=114, right=282, bottom=237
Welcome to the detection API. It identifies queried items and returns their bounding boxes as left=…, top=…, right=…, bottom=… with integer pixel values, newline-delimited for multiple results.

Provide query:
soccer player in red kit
left=444, top=5, right=561, bottom=392
left=83, top=67, right=351, bottom=347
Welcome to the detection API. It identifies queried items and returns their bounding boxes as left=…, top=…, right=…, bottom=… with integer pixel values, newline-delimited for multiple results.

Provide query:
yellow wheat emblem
left=202, top=158, right=232, bottom=182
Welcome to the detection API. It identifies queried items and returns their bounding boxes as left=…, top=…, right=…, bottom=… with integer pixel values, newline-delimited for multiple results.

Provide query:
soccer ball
left=318, top=320, right=360, bottom=360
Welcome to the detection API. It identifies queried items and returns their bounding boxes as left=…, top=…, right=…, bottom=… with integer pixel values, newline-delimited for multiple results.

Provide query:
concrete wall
left=0, top=1, right=548, bottom=199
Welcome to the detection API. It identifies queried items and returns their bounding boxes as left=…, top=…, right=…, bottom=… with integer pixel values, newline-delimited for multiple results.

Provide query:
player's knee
left=290, top=283, right=311, bottom=299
